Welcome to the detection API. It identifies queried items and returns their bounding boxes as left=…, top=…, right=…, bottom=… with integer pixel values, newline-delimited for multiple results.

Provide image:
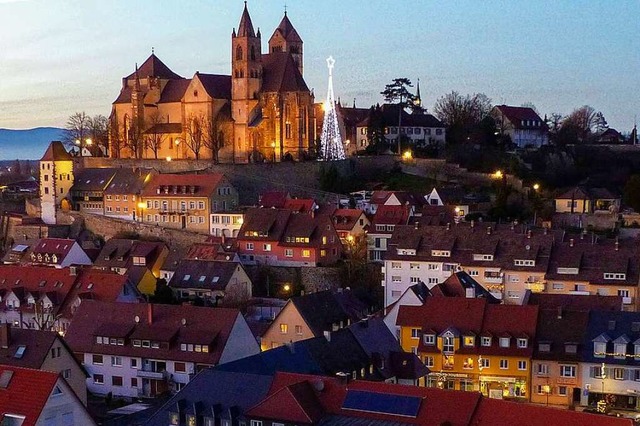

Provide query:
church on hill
left=109, top=3, right=315, bottom=163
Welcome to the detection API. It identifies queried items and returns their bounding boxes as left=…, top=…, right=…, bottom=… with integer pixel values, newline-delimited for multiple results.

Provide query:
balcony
left=136, top=369, right=166, bottom=380
left=483, top=274, right=503, bottom=284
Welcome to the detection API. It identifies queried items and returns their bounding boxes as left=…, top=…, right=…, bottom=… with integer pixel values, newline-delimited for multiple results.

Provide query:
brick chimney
left=147, top=304, right=153, bottom=325
left=0, top=323, right=11, bottom=349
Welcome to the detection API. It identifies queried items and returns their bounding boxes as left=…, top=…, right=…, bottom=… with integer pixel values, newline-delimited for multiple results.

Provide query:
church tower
left=232, top=1, right=262, bottom=155
left=269, top=10, right=304, bottom=75
left=40, top=141, right=74, bottom=225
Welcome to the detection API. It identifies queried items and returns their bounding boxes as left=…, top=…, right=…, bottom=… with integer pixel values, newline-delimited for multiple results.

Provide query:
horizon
left=1, top=1, right=639, bottom=131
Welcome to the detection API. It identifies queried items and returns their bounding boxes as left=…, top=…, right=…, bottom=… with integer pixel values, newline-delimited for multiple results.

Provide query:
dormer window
left=514, top=259, right=535, bottom=267
left=473, top=254, right=493, bottom=261
left=604, top=273, right=626, bottom=280
left=594, top=342, right=606, bottom=358
left=565, top=343, right=577, bottom=354
left=538, top=342, right=551, bottom=352
left=499, top=337, right=510, bottom=348
left=442, top=333, right=455, bottom=354
left=423, top=334, right=435, bottom=345
left=431, top=250, right=451, bottom=257
left=517, top=338, right=528, bottom=348
left=481, top=336, right=492, bottom=347
left=463, top=335, right=475, bottom=347
left=614, top=343, right=628, bottom=359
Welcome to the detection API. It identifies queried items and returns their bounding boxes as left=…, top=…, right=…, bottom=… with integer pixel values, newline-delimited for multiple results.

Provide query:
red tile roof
left=370, top=204, right=411, bottom=227
left=247, top=380, right=324, bottom=423
left=259, top=191, right=290, bottom=208
left=40, top=141, right=71, bottom=161
left=493, top=105, right=547, bottom=130
left=158, top=79, right=191, bottom=103
left=125, top=54, right=183, bottom=80
left=65, top=301, right=241, bottom=365
left=470, top=396, right=633, bottom=426
left=262, top=52, right=309, bottom=93
left=332, top=209, right=365, bottom=231
left=283, top=198, right=315, bottom=213
left=0, top=365, right=60, bottom=425
left=141, top=173, right=224, bottom=198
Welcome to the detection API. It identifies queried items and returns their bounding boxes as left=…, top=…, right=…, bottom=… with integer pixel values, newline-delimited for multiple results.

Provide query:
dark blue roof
left=582, top=310, right=640, bottom=365
left=144, top=370, right=273, bottom=426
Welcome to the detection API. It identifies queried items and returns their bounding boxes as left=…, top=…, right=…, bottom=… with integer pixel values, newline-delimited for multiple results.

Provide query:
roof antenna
left=151, top=47, right=155, bottom=55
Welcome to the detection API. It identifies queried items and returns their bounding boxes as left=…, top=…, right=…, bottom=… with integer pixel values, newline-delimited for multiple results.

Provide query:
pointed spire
left=353, top=98, right=356, bottom=108
left=134, top=63, right=141, bottom=91
left=237, top=1, right=256, bottom=37
left=415, top=78, right=422, bottom=105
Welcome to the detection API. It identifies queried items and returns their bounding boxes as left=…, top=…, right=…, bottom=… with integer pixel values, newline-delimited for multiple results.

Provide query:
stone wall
left=77, top=156, right=395, bottom=204
left=59, top=211, right=209, bottom=249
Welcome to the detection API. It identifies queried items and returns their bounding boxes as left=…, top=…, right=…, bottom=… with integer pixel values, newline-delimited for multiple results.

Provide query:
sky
left=0, top=0, right=639, bottom=131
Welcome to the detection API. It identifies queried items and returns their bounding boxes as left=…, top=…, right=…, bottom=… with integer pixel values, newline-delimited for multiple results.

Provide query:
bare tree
left=144, top=112, right=167, bottom=159
left=202, top=115, right=225, bottom=163
left=63, top=112, right=91, bottom=152
left=126, top=118, right=145, bottom=159
left=185, top=115, right=205, bottom=160
left=433, top=92, right=492, bottom=144
left=87, top=115, right=109, bottom=156
left=563, top=105, right=604, bottom=143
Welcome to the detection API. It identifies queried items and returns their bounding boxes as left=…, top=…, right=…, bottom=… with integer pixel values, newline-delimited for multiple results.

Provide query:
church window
left=286, top=123, right=292, bottom=139
left=236, top=46, right=243, bottom=61
left=250, top=46, right=256, bottom=61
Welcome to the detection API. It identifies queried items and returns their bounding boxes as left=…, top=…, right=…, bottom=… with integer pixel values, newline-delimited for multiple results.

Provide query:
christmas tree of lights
left=319, top=56, right=345, bottom=161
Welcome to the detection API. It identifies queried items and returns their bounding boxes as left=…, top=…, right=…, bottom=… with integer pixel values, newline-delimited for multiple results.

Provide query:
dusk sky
left=1, top=0, right=638, bottom=131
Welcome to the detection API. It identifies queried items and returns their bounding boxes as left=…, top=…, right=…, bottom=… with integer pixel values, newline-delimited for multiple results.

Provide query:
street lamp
left=137, top=202, right=146, bottom=222
left=533, top=183, right=540, bottom=191
left=493, top=170, right=503, bottom=179
left=542, top=384, right=551, bottom=406
left=271, top=142, right=276, bottom=162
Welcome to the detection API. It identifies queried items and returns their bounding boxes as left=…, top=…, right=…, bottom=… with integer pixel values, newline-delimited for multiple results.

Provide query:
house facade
left=39, top=141, right=74, bottom=225
left=491, top=105, right=549, bottom=148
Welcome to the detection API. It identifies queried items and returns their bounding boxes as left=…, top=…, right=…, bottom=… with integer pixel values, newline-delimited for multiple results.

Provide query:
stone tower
left=40, top=141, right=74, bottom=225
left=232, top=1, right=262, bottom=160
left=269, top=10, right=304, bottom=76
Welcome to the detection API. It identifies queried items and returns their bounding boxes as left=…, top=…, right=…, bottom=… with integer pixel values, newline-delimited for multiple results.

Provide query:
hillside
left=0, top=127, right=65, bottom=160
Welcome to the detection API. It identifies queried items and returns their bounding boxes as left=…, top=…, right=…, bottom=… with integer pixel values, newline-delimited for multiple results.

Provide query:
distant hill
left=0, top=127, right=65, bottom=160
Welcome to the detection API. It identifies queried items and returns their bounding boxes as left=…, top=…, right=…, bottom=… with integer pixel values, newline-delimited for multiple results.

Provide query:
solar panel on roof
left=342, top=389, right=422, bottom=418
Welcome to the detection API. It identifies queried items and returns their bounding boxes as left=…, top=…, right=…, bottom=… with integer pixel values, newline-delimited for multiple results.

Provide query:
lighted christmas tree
left=319, top=56, right=345, bottom=161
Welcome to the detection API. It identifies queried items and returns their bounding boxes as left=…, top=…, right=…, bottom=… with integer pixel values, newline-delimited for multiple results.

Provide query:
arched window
left=236, top=46, right=243, bottom=61
left=250, top=46, right=256, bottom=61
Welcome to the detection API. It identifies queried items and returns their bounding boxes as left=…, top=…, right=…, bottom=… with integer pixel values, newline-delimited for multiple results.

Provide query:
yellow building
left=40, top=141, right=74, bottom=225
left=140, top=173, right=238, bottom=234
left=397, top=298, right=538, bottom=401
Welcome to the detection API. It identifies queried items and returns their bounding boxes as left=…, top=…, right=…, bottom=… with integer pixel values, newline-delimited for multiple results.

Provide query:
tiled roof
left=0, top=365, right=60, bottom=425
left=125, top=54, right=183, bottom=80
left=140, top=173, right=224, bottom=198
left=534, top=309, right=589, bottom=361
left=435, top=271, right=499, bottom=302
left=332, top=209, right=365, bottom=231
left=525, top=293, right=622, bottom=312
left=31, top=238, right=75, bottom=259
left=236, top=2, right=256, bottom=37
left=271, top=13, right=303, bottom=43
left=470, top=396, right=632, bottom=426
left=493, top=105, right=547, bottom=130
left=169, top=259, right=242, bottom=291
left=247, top=380, right=325, bottom=423
left=291, top=290, right=368, bottom=336
left=71, top=168, right=117, bottom=192
left=94, top=239, right=166, bottom=271
left=65, top=301, right=241, bottom=365
left=197, top=73, right=232, bottom=100
left=144, top=370, right=273, bottom=426
left=262, top=52, right=309, bottom=93
left=158, top=79, right=191, bottom=103
left=259, top=191, right=290, bottom=208
left=370, top=204, right=411, bottom=227
left=239, top=208, right=290, bottom=240
left=556, top=186, right=618, bottom=200
left=186, top=242, right=237, bottom=262
left=104, top=169, right=152, bottom=195
left=366, top=104, right=444, bottom=128
left=40, top=141, right=71, bottom=161
left=0, top=327, right=57, bottom=369
left=283, top=198, right=315, bottom=213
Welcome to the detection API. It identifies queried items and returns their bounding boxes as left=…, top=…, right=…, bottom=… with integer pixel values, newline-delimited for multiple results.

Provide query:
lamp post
left=542, top=384, right=551, bottom=406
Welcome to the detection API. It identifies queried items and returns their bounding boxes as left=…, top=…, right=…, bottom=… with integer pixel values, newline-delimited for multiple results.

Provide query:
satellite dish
left=312, top=379, right=325, bottom=392
left=181, top=318, right=187, bottom=326
left=134, top=315, right=140, bottom=323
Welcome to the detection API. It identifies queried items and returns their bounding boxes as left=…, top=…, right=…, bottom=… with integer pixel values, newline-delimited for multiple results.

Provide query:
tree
left=202, top=115, right=225, bottom=163
left=185, top=115, right=205, bottom=160
left=562, top=105, right=604, bottom=143
left=88, top=115, right=109, bottom=156
left=144, top=112, right=167, bottom=159
left=63, top=112, right=91, bottom=151
left=381, top=78, right=418, bottom=153
left=624, top=175, right=640, bottom=212
left=152, top=278, right=175, bottom=305
left=365, top=104, right=389, bottom=154
left=433, top=91, right=492, bottom=144
left=108, top=115, right=123, bottom=159
left=125, top=118, right=145, bottom=159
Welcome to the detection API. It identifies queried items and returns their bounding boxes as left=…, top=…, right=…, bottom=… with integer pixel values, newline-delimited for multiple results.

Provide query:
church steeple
left=269, top=10, right=303, bottom=75
left=237, top=1, right=256, bottom=38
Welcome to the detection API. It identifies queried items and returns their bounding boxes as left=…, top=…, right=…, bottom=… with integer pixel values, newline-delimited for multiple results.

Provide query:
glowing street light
left=533, top=183, right=540, bottom=191
left=166, top=156, right=172, bottom=162
left=402, top=150, right=413, bottom=161
left=283, top=284, right=291, bottom=292
left=86, top=138, right=93, bottom=146
left=494, top=170, right=503, bottom=179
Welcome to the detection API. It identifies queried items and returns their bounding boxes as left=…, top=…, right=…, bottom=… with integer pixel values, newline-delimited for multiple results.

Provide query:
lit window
left=463, top=336, right=475, bottom=347
left=560, top=365, right=576, bottom=378
left=280, top=324, right=288, bottom=334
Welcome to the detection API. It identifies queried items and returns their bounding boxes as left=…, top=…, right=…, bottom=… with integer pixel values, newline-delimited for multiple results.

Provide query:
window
left=302, top=250, right=311, bottom=258
left=499, top=337, right=510, bottom=348
left=594, top=341, right=606, bottom=357
left=443, top=334, right=454, bottom=353
left=463, top=357, right=474, bottom=369
left=518, top=360, right=527, bottom=370
left=251, top=421, right=263, bottom=426
left=111, top=356, right=122, bottom=367
left=536, top=363, right=549, bottom=376
left=604, top=273, right=627, bottom=280
left=411, top=328, right=421, bottom=338
left=62, top=369, right=71, bottom=379
left=614, top=368, right=625, bottom=380
left=410, top=277, right=420, bottom=284
left=499, top=359, right=508, bottom=370
left=517, top=338, right=528, bottom=348
left=93, top=374, right=104, bottom=384
left=246, top=243, right=254, bottom=251
left=130, top=358, right=138, bottom=369
left=280, top=324, right=288, bottom=334
left=284, top=249, right=293, bottom=257
left=479, top=357, right=490, bottom=369
left=463, top=336, right=475, bottom=347
left=424, top=356, right=434, bottom=367
left=481, top=336, right=492, bottom=347
left=558, top=386, right=568, bottom=396
left=92, top=354, right=103, bottom=365
left=423, top=334, right=435, bottom=345
left=391, top=262, right=401, bottom=269
left=112, top=376, right=123, bottom=386
left=392, top=276, right=402, bottom=283
left=295, top=325, right=303, bottom=335
left=539, top=342, right=551, bottom=352
left=174, top=362, right=186, bottom=373
left=409, top=263, right=420, bottom=270
left=560, top=365, right=576, bottom=378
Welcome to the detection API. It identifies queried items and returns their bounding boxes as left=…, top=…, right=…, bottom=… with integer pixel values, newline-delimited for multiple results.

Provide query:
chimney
left=414, top=221, right=419, bottom=230
left=336, top=371, right=349, bottom=385
left=470, top=220, right=475, bottom=228
left=0, top=324, right=10, bottom=349
left=569, top=238, right=574, bottom=247
left=324, top=330, right=331, bottom=342
left=465, top=287, right=475, bottom=299
left=69, top=266, right=77, bottom=276
left=615, top=239, right=619, bottom=251
left=446, top=223, right=451, bottom=231
left=557, top=306, right=563, bottom=320
left=487, top=226, right=491, bottom=235
left=147, top=304, right=153, bottom=325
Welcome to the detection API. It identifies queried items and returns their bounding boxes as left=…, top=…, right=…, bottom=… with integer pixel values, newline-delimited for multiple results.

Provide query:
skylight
left=342, top=389, right=422, bottom=418
left=14, top=346, right=26, bottom=359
